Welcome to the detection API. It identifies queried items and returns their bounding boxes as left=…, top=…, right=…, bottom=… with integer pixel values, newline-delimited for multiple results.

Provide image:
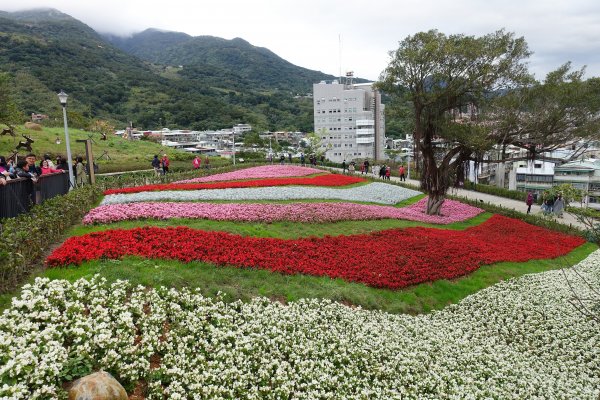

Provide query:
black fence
left=0, top=173, right=70, bottom=219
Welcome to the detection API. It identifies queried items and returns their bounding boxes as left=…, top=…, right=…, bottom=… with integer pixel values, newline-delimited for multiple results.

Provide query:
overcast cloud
left=1, top=0, right=599, bottom=81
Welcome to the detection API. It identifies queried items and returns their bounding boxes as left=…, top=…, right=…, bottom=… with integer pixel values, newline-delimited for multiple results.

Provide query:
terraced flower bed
left=103, top=173, right=365, bottom=195
left=2, top=252, right=599, bottom=399
left=2, top=164, right=596, bottom=399
left=82, top=197, right=483, bottom=225
left=175, top=164, right=324, bottom=183
left=46, top=215, right=585, bottom=289
left=101, top=182, right=422, bottom=205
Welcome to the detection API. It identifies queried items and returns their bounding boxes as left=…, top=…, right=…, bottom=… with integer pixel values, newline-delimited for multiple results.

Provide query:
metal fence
left=0, top=173, right=70, bottom=219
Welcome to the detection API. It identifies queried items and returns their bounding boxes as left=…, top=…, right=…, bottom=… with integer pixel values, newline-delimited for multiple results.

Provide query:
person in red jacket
left=398, top=165, right=406, bottom=181
left=40, top=159, right=66, bottom=175
left=192, top=155, right=202, bottom=169
left=161, top=154, right=170, bottom=174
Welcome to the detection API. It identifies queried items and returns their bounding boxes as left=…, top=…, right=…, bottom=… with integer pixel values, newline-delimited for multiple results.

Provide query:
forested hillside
left=0, top=8, right=339, bottom=132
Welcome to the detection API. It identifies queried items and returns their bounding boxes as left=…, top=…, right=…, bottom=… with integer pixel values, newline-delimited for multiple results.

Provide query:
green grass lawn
left=0, top=125, right=229, bottom=173
left=67, top=212, right=493, bottom=239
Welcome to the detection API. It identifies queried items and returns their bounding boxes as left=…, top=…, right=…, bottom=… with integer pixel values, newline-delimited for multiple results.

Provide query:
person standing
left=363, top=160, right=370, bottom=174
left=300, top=153, right=305, bottom=166
left=288, top=153, right=292, bottom=163
left=342, top=160, right=347, bottom=173
left=553, top=194, right=565, bottom=217
left=25, top=153, right=41, bottom=177
left=399, top=165, right=406, bottom=181
left=193, top=155, right=202, bottom=170
left=161, top=154, right=170, bottom=174
left=205, top=156, right=210, bottom=169
left=348, top=161, right=355, bottom=174
left=56, top=155, right=68, bottom=171
left=385, top=166, right=391, bottom=180
left=152, top=155, right=161, bottom=176
left=75, top=157, right=86, bottom=186
left=526, top=192, right=534, bottom=214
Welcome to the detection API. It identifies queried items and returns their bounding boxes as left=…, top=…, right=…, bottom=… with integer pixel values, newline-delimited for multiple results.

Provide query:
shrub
left=463, top=181, right=529, bottom=202
left=0, top=185, right=103, bottom=293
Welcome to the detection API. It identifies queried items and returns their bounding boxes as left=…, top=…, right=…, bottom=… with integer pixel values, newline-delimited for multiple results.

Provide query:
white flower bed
left=2, top=252, right=599, bottom=399
left=100, top=182, right=422, bottom=206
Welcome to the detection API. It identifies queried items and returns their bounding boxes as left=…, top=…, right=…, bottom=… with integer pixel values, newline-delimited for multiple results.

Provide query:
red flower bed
left=104, top=174, right=366, bottom=195
left=46, top=215, right=585, bottom=289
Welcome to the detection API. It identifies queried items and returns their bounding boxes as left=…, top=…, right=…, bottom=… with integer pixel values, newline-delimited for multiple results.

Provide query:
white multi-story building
left=233, top=124, right=252, bottom=134
left=313, top=76, right=385, bottom=163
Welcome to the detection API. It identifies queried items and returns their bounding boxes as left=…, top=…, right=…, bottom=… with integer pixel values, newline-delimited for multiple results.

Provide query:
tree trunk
left=420, top=140, right=450, bottom=216
left=427, top=192, right=445, bottom=215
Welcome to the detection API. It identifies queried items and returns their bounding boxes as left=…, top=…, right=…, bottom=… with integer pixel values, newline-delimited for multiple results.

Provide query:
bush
left=0, top=185, right=103, bottom=293
left=463, top=181, right=529, bottom=202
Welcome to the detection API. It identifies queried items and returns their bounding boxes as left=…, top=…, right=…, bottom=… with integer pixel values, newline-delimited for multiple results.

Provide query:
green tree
left=486, top=64, right=600, bottom=161
left=379, top=30, right=532, bottom=215
left=301, top=131, right=326, bottom=157
left=0, top=73, right=23, bottom=131
left=543, top=184, right=583, bottom=208
left=242, top=131, right=264, bottom=148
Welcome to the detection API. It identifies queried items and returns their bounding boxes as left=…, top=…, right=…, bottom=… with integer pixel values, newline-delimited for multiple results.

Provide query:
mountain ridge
left=0, top=8, right=362, bottom=132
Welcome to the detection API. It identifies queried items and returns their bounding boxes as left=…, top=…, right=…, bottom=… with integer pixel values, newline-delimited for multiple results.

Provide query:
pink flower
left=175, top=165, right=325, bottom=184
left=83, top=198, right=483, bottom=225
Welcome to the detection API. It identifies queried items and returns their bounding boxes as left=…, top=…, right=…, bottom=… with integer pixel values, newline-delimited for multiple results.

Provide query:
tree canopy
left=379, top=29, right=600, bottom=215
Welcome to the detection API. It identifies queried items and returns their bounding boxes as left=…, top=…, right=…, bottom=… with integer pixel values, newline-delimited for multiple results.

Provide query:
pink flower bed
left=176, top=165, right=325, bottom=184
left=83, top=198, right=483, bottom=225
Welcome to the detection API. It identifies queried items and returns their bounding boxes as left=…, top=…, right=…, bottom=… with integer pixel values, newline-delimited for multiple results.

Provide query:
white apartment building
left=233, top=124, right=252, bottom=134
left=313, top=77, right=385, bottom=163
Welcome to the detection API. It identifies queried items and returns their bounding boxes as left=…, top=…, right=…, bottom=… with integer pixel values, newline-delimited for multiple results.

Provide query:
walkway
left=333, top=168, right=587, bottom=229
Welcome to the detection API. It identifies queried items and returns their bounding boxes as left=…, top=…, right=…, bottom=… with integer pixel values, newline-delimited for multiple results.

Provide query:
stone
left=68, top=371, right=128, bottom=400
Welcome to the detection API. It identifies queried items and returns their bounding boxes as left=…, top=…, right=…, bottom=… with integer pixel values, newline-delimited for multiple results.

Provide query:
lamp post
left=232, top=130, right=236, bottom=166
left=57, top=90, right=75, bottom=189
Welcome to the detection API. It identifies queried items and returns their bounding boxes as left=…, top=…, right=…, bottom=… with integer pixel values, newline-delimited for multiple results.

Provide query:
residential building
left=233, top=124, right=252, bottom=135
left=554, top=158, right=600, bottom=209
left=313, top=75, right=385, bottom=163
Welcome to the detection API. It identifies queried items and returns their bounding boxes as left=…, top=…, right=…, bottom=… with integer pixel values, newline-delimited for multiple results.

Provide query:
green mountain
left=0, top=8, right=339, bottom=132
left=104, top=29, right=336, bottom=93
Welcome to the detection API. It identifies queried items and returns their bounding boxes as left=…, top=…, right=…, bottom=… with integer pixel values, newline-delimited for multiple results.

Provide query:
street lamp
left=232, top=130, right=236, bottom=166
left=57, top=90, right=75, bottom=189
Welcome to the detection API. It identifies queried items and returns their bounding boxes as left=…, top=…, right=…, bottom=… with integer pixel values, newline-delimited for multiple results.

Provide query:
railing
left=0, top=173, right=70, bottom=219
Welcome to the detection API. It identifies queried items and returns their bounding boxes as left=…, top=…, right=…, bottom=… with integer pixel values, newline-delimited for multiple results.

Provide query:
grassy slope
left=0, top=125, right=216, bottom=172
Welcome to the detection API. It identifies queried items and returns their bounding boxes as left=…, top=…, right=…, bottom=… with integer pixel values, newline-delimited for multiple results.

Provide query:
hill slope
left=104, top=29, right=336, bottom=92
left=0, top=8, right=332, bottom=132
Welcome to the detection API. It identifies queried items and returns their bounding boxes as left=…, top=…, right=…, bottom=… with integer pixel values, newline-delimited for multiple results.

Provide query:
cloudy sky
left=1, top=0, right=599, bottom=81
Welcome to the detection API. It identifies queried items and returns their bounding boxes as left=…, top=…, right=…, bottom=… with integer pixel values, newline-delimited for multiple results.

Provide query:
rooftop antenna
left=339, top=34, right=342, bottom=83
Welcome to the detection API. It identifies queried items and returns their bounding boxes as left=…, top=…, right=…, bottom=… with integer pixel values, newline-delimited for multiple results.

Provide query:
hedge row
left=462, top=181, right=532, bottom=203
left=0, top=185, right=103, bottom=293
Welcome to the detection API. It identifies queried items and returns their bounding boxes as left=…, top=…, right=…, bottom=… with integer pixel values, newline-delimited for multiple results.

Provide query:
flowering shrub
left=103, top=174, right=365, bottom=195
left=83, top=197, right=483, bottom=225
left=101, top=182, right=422, bottom=205
left=175, top=165, right=325, bottom=183
left=47, top=215, right=584, bottom=289
left=3, top=252, right=600, bottom=399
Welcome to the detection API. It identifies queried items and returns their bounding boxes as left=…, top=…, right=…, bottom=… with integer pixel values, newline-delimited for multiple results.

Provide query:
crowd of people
left=341, top=159, right=409, bottom=182
left=0, top=153, right=72, bottom=186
